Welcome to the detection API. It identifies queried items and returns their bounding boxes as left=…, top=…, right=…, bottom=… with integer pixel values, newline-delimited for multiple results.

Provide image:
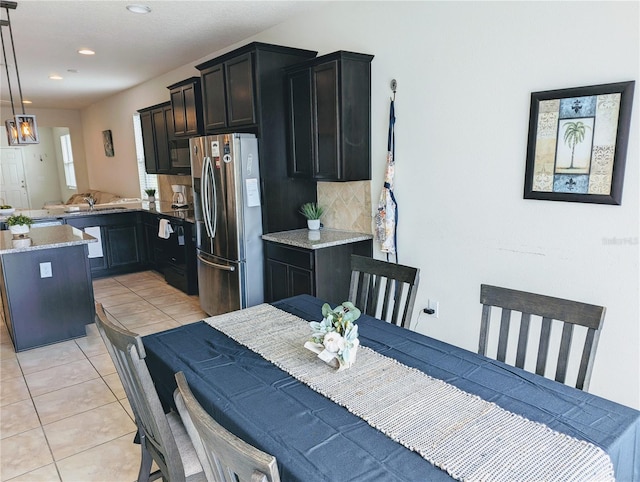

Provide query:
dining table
left=143, top=294, right=639, bottom=481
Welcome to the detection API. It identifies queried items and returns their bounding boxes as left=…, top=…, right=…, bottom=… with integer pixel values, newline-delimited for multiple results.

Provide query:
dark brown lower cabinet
left=65, top=213, right=144, bottom=278
left=264, top=239, right=372, bottom=305
left=141, top=212, right=198, bottom=295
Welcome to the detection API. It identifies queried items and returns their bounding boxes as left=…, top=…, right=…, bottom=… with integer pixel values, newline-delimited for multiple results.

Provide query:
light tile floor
left=0, top=270, right=208, bottom=481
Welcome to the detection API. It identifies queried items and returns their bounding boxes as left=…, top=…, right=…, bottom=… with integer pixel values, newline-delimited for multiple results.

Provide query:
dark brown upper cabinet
left=197, top=52, right=255, bottom=131
left=286, top=51, right=373, bottom=182
left=168, top=77, right=203, bottom=137
left=138, top=102, right=172, bottom=174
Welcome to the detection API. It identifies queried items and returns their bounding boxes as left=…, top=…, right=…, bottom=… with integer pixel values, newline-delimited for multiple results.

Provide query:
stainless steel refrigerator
left=190, top=133, right=264, bottom=316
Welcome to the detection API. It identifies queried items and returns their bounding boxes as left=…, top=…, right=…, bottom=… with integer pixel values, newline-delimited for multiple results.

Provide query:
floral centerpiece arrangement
left=304, top=301, right=361, bottom=371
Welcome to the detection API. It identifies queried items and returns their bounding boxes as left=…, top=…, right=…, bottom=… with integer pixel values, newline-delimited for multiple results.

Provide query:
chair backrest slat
left=349, top=255, right=420, bottom=328
left=478, top=305, right=492, bottom=356
left=496, top=308, right=512, bottom=362
left=536, top=316, right=553, bottom=377
left=515, top=312, right=531, bottom=369
left=174, top=372, right=281, bottom=482
left=478, top=285, right=605, bottom=391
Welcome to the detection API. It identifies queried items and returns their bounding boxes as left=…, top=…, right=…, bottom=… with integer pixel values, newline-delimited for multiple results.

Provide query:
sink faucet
left=84, top=195, right=96, bottom=210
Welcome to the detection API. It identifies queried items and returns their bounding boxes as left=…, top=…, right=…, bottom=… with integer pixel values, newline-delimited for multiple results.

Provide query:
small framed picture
left=524, top=81, right=634, bottom=205
left=102, top=129, right=114, bottom=157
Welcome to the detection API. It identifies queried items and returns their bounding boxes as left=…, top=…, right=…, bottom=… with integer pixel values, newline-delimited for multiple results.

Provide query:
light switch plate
left=40, top=262, right=52, bottom=278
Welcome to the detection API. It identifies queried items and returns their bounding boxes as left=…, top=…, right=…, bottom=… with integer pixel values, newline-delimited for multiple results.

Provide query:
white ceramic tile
left=0, top=376, right=30, bottom=407
left=5, top=463, right=60, bottom=482
left=98, top=292, right=145, bottom=308
left=132, top=320, right=180, bottom=336
left=25, top=359, right=100, bottom=397
left=0, top=428, right=54, bottom=481
left=103, top=300, right=156, bottom=317
left=88, top=353, right=116, bottom=377
left=16, top=341, right=85, bottom=375
left=0, top=399, right=40, bottom=439
left=103, top=372, right=126, bottom=400
left=74, top=334, right=107, bottom=358
left=44, top=402, right=136, bottom=460
left=0, top=342, right=16, bottom=361
left=55, top=432, right=140, bottom=482
left=114, top=308, right=172, bottom=331
left=32, top=378, right=116, bottom=425
left=0, top=357, right=22, bottom=381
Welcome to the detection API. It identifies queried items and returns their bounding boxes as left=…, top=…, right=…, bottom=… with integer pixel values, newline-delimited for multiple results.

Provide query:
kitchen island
left=0, top=225, right=97, bottom=351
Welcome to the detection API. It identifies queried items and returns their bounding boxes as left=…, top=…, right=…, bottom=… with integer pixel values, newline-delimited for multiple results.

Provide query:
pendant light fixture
left=1, top=0, right=38, bottom=145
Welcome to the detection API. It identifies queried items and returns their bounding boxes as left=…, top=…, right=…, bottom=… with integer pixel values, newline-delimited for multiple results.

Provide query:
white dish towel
left=84, top=226, right=104, bottom=258
left=158, top=219, right=173, bottom=239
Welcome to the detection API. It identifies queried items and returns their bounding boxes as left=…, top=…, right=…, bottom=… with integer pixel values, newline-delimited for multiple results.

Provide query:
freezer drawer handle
left=197, top=254, right=236, bottom=271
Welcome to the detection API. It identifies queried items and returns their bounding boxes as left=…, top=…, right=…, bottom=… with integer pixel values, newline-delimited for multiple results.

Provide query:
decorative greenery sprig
left=6, top=214, right=33, bottom=227
left=299, top=202, right=324, bottom=220
left=145, top=188, right=156, bottom=196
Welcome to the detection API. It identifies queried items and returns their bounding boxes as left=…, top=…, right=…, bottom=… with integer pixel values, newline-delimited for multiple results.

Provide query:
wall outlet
left=39, top=262, right=52, bottom=278
left=427, top=299, right=439, bottom=318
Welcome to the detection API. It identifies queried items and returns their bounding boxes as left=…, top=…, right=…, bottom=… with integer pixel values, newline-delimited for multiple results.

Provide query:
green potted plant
left=145, top=188, right=156, bottom=203
left=6, top=213, right=33, bottom=236
left=299, top=202, right=324, bottom=230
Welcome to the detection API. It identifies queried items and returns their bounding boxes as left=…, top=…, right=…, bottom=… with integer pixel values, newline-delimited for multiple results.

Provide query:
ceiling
left=0, top=0, right=323, bottom=111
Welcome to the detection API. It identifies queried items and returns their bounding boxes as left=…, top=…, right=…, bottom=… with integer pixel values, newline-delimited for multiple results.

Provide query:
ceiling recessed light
left=78, top=48, right=95, bottom=55
left=22, top=100, right=32, bottom=104
left=126, top=4, right=151, bottom=14
left=49, top=74, right=63, bottom=80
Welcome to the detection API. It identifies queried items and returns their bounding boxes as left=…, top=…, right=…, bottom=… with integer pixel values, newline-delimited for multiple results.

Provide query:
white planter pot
left=147, top=196, right=155, bottom=203
left=9, top=224, right=29, bottom=236
left=307, top=219, right=320, bottom=230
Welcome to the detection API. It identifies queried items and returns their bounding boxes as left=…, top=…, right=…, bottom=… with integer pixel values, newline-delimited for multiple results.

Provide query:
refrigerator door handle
left=200, top=156, right=209, bottom=236
left=202, top=156, right=216, bottom=239
left=197, top=253, right=236, bottom=271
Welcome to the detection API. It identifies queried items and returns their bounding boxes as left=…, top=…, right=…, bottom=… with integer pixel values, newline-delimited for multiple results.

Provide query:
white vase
left=307, top=219, right=320, bottom=230
left=9, top=224, right=29, bottom=236
left=147, top=196, right=155, bottom=203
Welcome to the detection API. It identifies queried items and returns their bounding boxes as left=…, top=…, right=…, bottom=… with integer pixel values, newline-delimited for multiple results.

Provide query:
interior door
left=0, top=148, right=30, bottom=208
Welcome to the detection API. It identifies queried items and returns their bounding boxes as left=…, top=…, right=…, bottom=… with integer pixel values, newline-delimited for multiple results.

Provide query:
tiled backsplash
left=317, top=181, right=372, bottom=233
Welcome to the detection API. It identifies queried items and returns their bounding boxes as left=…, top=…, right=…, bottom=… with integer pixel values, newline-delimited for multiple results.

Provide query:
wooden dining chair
left=174, top=371, right=281, bottom=482
left=478, top=284, right=606, bottom=391
left=349, top=254, right=420, bottom=328
left=94, top=303, right=205, bottom=482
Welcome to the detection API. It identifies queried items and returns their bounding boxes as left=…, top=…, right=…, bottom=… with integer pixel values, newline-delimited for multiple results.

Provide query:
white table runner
left=205, top=304, right=615, bottom=482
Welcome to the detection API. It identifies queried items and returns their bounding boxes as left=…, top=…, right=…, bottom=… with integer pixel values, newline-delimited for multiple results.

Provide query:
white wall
left=80, top=65, right=199, bottom=198
left=19, top=127, right=61, bottom=208
left=24, top=107, right=89, bottom=194
left=79, top=1, right=638, bottom=408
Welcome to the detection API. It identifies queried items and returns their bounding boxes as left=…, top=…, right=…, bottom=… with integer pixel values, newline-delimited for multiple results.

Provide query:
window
left=133, top=113, right=159, bottom=200
left=60, top=134, right=76, bottom=188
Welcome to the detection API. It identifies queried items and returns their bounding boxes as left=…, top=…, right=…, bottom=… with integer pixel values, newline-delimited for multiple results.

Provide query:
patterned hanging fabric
left=375, top=97, right=398, bottom=260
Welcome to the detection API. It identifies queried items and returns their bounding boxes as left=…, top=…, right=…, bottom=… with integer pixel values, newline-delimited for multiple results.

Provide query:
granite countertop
left=0, top=201, right=195, bottom=224
left=0, top=225, right=97, bottom=255
left=262, top=228, right=373, bottom=250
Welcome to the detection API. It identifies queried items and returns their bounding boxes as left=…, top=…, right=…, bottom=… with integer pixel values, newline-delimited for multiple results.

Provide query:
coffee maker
left=171, top=184, right=189, bottom=209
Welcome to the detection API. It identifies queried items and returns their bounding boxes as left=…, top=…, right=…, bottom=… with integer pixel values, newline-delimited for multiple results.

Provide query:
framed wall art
left=524, top=81, right=634, bottom=205
left=102, top=129, right=114, bottom=157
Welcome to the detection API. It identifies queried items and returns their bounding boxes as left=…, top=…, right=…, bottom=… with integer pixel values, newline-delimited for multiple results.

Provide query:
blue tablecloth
left=143, top=295, right=639, bottom=481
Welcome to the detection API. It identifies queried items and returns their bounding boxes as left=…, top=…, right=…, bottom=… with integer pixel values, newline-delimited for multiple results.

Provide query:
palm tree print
left=563, top=121, right=591, bottom=169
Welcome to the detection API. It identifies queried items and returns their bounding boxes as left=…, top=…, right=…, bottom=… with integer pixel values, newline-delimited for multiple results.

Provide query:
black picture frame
left=524, top=81, right=634, bottom=205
